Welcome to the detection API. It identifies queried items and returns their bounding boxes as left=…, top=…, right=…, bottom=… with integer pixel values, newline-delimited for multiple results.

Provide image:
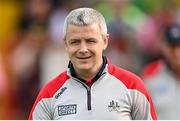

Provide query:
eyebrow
left=85, top=38, right=97, bottom=41
left=69, top=39, right=80, bottom=41
left=69, top=37, right=97, bottom=41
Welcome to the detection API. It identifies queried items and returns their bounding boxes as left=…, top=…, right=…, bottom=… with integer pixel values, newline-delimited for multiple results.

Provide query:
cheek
left=174, top=47, right=180, bottom=58
left=66, top=46, right=76, bottom=54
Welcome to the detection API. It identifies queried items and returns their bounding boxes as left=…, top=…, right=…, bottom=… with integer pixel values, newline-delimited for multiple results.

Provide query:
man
left=142, top=24, right=180, bottom=119
left=29, top=7, right=157, bottom=120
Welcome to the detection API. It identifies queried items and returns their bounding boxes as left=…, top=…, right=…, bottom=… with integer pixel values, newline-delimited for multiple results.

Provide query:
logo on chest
left=58, top=104, right=77, bottom=116
left=108, top=100, right=121, bottom=112
left=55, top=87, right=67, bottom=99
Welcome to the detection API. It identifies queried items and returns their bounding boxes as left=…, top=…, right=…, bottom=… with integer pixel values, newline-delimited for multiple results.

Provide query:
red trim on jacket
left=28, top=71, right=69, bottom=120
left=142, top=60, right=162, bottom=79
left=107, top=59, right=157, bottom=120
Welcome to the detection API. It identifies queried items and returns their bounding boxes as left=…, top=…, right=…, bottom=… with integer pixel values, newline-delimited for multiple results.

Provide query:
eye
left=87, top=38, right=96, bottom=43
left=70, top=41, right=77, bottom=44
left=69, top=39, right=80, bottom=45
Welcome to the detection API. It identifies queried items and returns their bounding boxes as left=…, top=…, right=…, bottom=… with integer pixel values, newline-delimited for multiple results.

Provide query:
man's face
left=64, top=23, right=108, bottom=75
left=162, top=43, right=180, bottom=73
left=173, top=45, right=180, bottom=71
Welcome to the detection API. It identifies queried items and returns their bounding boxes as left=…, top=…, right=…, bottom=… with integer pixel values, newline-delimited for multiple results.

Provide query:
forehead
left=66, top=23, right=101, bottom=39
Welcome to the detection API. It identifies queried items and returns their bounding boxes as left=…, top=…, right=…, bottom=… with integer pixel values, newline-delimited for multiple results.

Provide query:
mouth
left=76, top=56, right=92, bottom=59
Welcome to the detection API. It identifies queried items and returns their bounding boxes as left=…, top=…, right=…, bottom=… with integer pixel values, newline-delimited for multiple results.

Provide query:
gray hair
left=63, top=7, right=107, bottom=38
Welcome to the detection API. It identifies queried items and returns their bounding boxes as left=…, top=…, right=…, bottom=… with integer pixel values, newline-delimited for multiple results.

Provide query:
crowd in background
left=0, top=0, right=180, bottom=119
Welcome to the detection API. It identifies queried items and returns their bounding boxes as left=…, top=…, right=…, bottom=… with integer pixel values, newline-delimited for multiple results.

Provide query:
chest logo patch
left=55, top=87, right=67, bottom=99
left=108, top=100, right=121, bottom=112
left=58, top=104, right=77, bottom=116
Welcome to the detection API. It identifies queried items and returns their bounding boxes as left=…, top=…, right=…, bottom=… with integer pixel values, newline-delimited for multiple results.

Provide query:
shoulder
left=28, top=71, right=69, bottom=120
left=108, top=61, right=149, bottom=98
left=108, top=62, right=142, bottom=88
left=39, top=71, right=69, bottom=98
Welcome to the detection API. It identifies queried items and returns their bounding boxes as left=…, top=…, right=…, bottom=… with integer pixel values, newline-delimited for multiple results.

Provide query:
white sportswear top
left=29, top=57, right=157, bottom=120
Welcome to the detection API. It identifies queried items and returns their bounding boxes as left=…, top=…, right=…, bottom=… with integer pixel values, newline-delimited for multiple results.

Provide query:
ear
left=103, top=34, right=109, bottom=50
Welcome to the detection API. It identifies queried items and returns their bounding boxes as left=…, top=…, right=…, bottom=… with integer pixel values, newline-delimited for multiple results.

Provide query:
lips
left=76, top=56, right=92, bottom=59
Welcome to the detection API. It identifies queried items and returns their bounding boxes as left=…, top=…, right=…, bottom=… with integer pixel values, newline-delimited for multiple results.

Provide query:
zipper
left=72, top=72, right=107, bottom=111
left=73, top=77, right=92, bottom=111
left=87, top=87, right=91, bottom=110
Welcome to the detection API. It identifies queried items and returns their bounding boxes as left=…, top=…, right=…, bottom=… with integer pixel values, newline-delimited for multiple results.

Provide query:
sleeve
left=28, top=71, right=68, bottom=120
left=31, top=99, right=52, bottom=120
left=130, top=90, right=157, bottom=120
left=28, top=87, right=52, bottom=120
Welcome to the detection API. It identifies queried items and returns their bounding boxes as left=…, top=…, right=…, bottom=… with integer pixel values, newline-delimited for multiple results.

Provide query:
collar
left=68, top=56, right=107, bottom=85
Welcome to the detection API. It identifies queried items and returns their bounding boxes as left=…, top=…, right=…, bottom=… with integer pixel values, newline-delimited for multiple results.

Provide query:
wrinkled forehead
left=66, top=23, right=102, bottom=38
left=67, top=22, right=101, bottom=32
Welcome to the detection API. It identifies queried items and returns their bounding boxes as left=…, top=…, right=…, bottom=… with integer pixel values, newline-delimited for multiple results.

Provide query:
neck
left=75, top=70, right=97, bottom=81
left=69, top=56, right=106, bottom=81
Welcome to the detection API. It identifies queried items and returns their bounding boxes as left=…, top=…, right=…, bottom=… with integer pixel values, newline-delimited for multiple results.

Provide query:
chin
left=77, top=64, right=93, bottom=71
left=78, top=66, right=92, bottom=70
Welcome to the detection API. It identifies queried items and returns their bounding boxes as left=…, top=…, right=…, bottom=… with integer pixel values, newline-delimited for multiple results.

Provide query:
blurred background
left=0, top=0, right=180, bottom=119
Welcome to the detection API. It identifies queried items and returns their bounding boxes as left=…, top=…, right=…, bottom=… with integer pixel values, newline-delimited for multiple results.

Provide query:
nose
left=79, top=42, right=88, bottom=53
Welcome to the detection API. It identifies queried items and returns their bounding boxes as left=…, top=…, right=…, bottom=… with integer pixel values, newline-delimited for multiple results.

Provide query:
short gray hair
left=63, top=7, right=107, bottom=38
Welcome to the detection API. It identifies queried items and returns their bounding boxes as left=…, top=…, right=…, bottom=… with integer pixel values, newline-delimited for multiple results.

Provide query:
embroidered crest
left=108, top=100, right=121, bottom=112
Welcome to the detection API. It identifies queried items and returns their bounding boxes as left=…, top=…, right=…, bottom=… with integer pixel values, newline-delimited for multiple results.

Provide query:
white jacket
left=29, top=57, right=157, bottom=120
